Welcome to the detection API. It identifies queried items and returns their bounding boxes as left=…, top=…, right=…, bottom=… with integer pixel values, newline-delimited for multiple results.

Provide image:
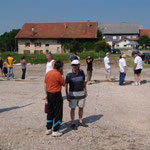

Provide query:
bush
left=94, top=40, right=111, bottom=52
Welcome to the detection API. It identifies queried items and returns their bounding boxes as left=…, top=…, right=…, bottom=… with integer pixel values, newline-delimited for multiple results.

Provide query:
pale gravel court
left=0, top=63, right=150, bottom=150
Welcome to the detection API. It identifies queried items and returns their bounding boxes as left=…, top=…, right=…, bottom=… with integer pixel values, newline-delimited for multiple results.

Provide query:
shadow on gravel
left=0, top=103, right=34, bottom=114
left=124, top=80, right=148, bottom=85
left=61, top=114, right=103, bottom=135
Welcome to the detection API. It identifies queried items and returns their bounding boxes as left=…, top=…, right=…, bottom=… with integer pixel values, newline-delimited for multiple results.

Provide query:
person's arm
left=84, top=81, right=87, bottom=97
left=133, top=63, right=137, bottom=71
left=65, top=83, right=70, bottom=101
left=44, top=83, right=48, bottom=101
left=52, top=60, right=55, bottom=69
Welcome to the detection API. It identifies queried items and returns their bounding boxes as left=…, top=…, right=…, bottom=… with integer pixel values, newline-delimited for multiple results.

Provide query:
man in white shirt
left=119, top=54, right=127, bottom=85
left=104, top=52, right=111, bottom=81
left=132, top=51, right=143, bottom=85
left=46, top=52, right=55, bottom=74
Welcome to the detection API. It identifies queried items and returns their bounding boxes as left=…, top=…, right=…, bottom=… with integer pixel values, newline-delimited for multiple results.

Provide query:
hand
left=66, top=95, right=70, bottom=102
left=43, top=96, right=48, bottom=102
left=85, top=90, right=88, bottom=97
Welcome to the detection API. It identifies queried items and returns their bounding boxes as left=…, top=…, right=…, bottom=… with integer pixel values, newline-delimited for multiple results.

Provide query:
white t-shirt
left=134, top=56, right=143, bottom=70
left=104, top=56, right=111, bottom=69
left=46, top=59, right=54, bottom=73
left=119, top=58, right=127, bottom=73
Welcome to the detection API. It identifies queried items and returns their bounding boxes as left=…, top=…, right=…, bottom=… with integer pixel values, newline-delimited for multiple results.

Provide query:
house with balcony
left=100, top=22, right=140, bottom=48
left=15, top=21, right=98, bottom=54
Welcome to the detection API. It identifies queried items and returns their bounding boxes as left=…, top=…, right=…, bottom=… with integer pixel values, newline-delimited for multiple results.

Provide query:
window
left=117, top=45, right=119, bottom=47
left=45, top=44, right=49, bottom=47
left=124, top=45, right=127, bottom=47
left=25, top=42, right=30, bottom=47
left=132, top=35, right=137, bottom=38
left=113, top=36, right=117, bottom=40
left=35, top=42, right=41, bottom=47
left=24, top=50, right=30, bottom=54
left=57, top=47, right=60, bottom=53
left=127, top=36, right=131, bottom=39
left=46, top=50, right=49, bottom=53
left=34, top=50, right=41, bottom=54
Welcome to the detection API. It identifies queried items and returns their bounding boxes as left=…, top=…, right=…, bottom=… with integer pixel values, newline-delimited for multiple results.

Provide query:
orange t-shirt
left=45, top=69, right=64, bottom=93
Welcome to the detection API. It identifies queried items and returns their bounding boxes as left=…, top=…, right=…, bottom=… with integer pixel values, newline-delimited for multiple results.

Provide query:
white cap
left=71, top=59, right=80, bottom=65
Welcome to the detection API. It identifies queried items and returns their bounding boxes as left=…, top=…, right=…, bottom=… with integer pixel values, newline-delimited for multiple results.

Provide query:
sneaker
left=138, top=82, right=141, bottom=85
left=78, top=122, right=88, bottom=127
left=45, top=129, right=52, bottom=135
left=52, top=131, right=62, bottom=137
left=70, top=124, right=78, bottom=130
left=132, top=82, right=138, bottom=86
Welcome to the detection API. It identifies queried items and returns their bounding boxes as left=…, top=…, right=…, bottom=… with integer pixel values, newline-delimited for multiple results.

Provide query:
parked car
left=140, top=53, right=150, bottom=64
left=145, top=54, right=150, bottom=64
left=111, top=49, right=121, bottom=54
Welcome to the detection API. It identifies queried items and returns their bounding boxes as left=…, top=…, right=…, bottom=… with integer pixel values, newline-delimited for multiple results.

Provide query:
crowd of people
left=0, top=54, right=27, bottom=80
left=44, top=50, right=143, bottom=137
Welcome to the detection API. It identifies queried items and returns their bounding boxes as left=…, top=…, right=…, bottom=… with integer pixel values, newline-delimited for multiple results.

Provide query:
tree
left=0, top=29, right=20, bottom=52
left=138, top=35, right=150, bottom=49
left=94, top=40, right=111, bottom=52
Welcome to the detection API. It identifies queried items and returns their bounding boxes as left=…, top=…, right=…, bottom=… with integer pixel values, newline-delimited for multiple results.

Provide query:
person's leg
left=78, top=99, right=88, bottom=127
left=89, top=71, right=92, bottom=81
left=87, top=71, right=90, bottom=82
left=70, top=108, right=75, bottom=124
left=79, top=107, right=83, bottom=123
left=53, top=92, right=63, bottom=132
left=11, top=67, right=14, bottom=79
left=119, top=72, right=125, bottom=85
left=7, top=67, right=10, bottom=80
left=46, top=93, right=54, bottom=130
left=22, top=69, right=26, bottom=79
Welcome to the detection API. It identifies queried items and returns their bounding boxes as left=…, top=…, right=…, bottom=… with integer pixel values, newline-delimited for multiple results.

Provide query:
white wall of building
left=18, top=39, right=62, bottom=54
left=114, top=39, right=132, bottom=49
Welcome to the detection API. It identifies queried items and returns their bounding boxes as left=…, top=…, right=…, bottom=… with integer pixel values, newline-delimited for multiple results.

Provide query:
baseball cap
left=106, top=52, right=110, bottom=55
left=71, top=59, right=80, bottom=65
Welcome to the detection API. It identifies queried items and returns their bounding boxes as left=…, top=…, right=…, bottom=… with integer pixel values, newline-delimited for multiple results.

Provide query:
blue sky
left=0, top=0, right=150, bottom=35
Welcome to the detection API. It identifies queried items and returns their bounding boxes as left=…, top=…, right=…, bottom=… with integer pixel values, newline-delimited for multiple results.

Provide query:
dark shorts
left=134, top=69, right=142, bottom=74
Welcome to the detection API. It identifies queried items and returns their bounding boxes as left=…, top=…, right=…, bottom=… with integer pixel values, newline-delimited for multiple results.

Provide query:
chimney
left=64, top=23, right=68, bottom=29
left=87, top=20, right=91, bottom=27
left=32, top=27, right=35, bottom=35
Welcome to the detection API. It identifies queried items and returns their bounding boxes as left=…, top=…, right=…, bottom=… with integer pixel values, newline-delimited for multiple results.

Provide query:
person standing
left=119, top=54, right=127, bottom=85
left=70, top=53, right=74, bottom=62
left=7, top=54, right=15, bottom=80
left=65, top=60, right=88, bottom=130
left=132, top=51, right=143, bottom=85
left=45, top=61, right=65, bottom=137
left=86, top=56, right=94, bottom=82
left=46, top=52, right=55, bottom=74
left=21, top=56, right=27, bottom=79
left=104, top=52, right=111, bottom=81
left=0, top=57, right=3, bottom=78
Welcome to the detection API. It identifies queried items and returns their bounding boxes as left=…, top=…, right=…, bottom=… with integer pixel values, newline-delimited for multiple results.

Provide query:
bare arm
left=84, top=81, right=87, bottom=97
left=65, top=83, right=70, bottom=101
left=52, top=61, right=55, bottom=69
left=133, top=63, right=137, bottom=71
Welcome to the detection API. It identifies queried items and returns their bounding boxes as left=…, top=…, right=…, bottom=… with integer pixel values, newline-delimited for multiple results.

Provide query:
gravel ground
left=0, top=63, right=150, bottom=150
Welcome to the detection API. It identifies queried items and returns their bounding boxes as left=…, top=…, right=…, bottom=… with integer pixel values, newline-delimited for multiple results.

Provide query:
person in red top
left=44, top=61, right=65, bottom=137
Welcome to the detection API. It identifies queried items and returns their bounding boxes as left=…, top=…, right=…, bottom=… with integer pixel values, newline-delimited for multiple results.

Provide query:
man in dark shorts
left=65, top=60, right=88, bottom=130
left=132, top=51, right=143, bottom=85
left=44, top=61, right=65, bottom=136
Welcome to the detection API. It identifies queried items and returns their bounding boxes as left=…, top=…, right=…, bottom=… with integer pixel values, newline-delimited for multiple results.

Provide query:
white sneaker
left=45, top=129, right=52, bottom=135
left=138, top=82, right=141, bottom=85
left=52, top=131, right=62, bottom=137
left=132, top=82, right=138, bottom=86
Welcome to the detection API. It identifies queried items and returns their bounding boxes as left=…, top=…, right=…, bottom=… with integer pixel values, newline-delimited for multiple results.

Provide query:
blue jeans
left=119, top=72, right=126, bottom=85
left=7, top=67, right=14, bottom=80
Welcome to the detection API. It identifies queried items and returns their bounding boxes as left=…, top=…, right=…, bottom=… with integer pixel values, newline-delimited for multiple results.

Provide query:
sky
left=0, top=0, right=150, bottom=35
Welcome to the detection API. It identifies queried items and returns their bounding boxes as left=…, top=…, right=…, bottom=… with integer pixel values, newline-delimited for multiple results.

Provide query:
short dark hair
left=54, top=61, right=63, bottom=70
left=21, top=56, right=25, bottom=60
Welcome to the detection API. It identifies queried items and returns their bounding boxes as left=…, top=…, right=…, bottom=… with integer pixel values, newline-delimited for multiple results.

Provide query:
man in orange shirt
left=44, top=61, right=65, bottom=137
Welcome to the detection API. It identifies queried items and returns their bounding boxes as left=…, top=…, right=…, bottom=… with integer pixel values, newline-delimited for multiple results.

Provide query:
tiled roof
left=100, top=22, right=140, bottom=34
left=140, top=29, right=150, bottom=38
left=15, top=22, right=98, bottom=39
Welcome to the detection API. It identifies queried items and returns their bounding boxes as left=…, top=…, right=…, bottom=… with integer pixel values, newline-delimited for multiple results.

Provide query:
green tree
left=94, top=40, right=111, bottom=52
left=138, top=35, right=150, bottom=49
left=0, top=29, right=20, bottom=52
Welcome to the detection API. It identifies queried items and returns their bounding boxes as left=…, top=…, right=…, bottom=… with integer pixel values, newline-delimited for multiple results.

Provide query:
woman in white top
left=46, top=52, right=55, bottom=74
left=132, top=51, right=143, bottom=85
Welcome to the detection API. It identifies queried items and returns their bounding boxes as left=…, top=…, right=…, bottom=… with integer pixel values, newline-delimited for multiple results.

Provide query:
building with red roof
left=15, top=21, right=98, bottom=54
left=140, top=29, right=150, bottom=38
